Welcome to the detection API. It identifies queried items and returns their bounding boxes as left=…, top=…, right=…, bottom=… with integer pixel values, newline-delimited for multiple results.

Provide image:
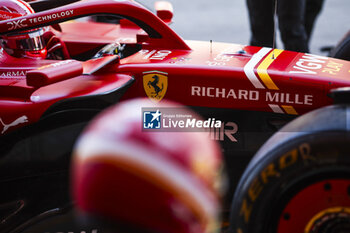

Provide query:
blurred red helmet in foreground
left=72, top=98, right=223, bottom=233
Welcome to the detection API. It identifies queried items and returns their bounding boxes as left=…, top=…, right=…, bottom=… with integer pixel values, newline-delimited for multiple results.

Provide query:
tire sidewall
left=330, top=30, right=350, bottom=61
left=230, top=131, right=350, bottom=233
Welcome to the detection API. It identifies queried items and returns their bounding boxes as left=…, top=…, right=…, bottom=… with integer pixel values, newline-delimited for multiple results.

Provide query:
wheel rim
left=305, top=207, right=350, bottom=233
left=277, top=179, right=350, bottom=233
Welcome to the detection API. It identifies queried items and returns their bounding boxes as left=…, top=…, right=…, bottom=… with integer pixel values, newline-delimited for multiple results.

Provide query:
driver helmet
left=0, top=0, right=47, bottom=58
left=72, top=98, right=224, bottom=233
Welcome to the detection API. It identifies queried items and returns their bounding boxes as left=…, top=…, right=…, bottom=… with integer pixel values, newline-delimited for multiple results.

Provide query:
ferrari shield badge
left=143, top=71, right=168, bottom=102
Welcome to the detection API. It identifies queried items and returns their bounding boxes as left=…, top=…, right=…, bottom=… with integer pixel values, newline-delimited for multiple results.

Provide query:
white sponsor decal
left=209, top=121, right=238, bottom=142
left=28, top=10, right=74, bottom=24
left=38, top=60, right=75, bottom=70
left=0, top=14, right=12, bottom=20
left=0, top=70, right=26, bottom=77
left=192, top=86, right=259, bottom=101
left=206, top=46, right=241, bottom=66
left=0, top=116, right=28, bottom=134
left=7, top=19, right=27, bottom=30
left=265, top=91, right=313, bottom=105
left=0, top=70, right=26, bottom=80
left=289, top=53, right=328, bottom=75
left=169, top=57, right=191, bottom=64
left=7, top=10, right=74, bottom=30
left=141, top=50, right=172, bottom=60
left=206, top=60, right=226, bottom=67
left=50, top=60, right=74, bottom=67
left=191, top=86, right=313, bottom=106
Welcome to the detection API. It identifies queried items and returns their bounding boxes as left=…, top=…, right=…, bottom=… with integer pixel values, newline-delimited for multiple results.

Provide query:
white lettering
left=163, top=118, right=221, bottom=129
left=290, top=54, right=328, bottom=74
left=238, top=90, right=248, bottom=100
left=28, top=10, right=75, bottom=25
left=191, top=86, right=259, bottom=101
left=266, top=92, right=313, bottom=105
left=7, top=19, right=27, bottom=30
left=207, top=87, right=214, bottom=97
left=250, top=91, right=259, bottom=100
left=186, top=119, right=196, bottom=128
left=191, top=86, right=200, bottom=96
left=216, top=88, right=225, bottom=98
left=149, top=50, right=172, bottom=60
left=209, top=121, right=238, bottom=142
left=266, top=92, right=279, bottom=102
left=0, top=70, right=26, bottom=78
left=196, top=120, right=203, bottom=128
left=305, top=95, right=313, bottom=105
left=227, top=89, right=237, bottom=98
left=191, top=86, right=313, bottom=106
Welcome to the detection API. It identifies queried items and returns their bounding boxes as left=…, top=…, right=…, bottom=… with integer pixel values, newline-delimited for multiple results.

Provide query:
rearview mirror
left=155, top=1, right=173, bottom=24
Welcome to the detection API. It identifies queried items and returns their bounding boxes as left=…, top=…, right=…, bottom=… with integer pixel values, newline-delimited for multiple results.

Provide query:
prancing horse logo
left=143, top=71, right=168, bottom=102
left=148, top=75, right=163, bottom=97
left=0, top=115, right=28, bottom=134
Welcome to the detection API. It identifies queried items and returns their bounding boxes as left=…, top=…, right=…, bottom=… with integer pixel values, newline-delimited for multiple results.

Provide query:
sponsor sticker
left=289, top=53, right=328, bottom=75
left=37, top=60, right=75, bottom=70
left=28, top=10, right=74, bottom=24
left=140, top=50, right=172, bottom=60
left=7, top=19, right=27, bottom=30
left=0, top=115, right=28, bottom=134
left=0, top=70, right=26, bottom=79
left=169, top=57, right=191, bottom=64
left=191, top=86, right=313, bottom=106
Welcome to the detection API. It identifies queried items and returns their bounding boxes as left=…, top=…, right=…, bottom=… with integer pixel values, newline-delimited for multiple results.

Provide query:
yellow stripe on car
left=257, top=49, right=283, bottom=90
left=282, top=105, right=298, bottom=115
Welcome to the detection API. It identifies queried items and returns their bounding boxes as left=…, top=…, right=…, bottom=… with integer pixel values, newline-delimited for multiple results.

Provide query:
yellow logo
left=143, top=71, right=168, bottom=102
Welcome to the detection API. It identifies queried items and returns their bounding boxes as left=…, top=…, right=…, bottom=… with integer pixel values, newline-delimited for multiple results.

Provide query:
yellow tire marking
left=257, top=49, right=283, bottom=90
left=281, top=105, right=298, bottom=115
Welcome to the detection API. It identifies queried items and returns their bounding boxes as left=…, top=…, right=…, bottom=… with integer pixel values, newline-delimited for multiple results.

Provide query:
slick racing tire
left=330, top=31, right=350, bottom=61
left=229, top=104, right=350, bottom=233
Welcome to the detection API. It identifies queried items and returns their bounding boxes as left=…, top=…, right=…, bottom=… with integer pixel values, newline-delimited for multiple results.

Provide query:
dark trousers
left=247, top=0, right=324, bottom=52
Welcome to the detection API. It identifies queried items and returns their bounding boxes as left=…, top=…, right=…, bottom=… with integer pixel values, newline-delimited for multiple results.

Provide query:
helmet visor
left=3, top=28, right=45, bottom=51
left=19, top=29, right=45, bottom=51
left=19, top=34, right=45, bottom=51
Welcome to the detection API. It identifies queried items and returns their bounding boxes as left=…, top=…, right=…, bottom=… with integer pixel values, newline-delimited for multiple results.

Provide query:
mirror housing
left=27, top=60, right=83, bottom=88
left=155, top=1, right=173, bottom=24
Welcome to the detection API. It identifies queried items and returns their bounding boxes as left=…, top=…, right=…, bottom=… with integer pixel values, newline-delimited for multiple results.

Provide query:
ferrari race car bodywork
left=0, top=0, right=350, bottom=232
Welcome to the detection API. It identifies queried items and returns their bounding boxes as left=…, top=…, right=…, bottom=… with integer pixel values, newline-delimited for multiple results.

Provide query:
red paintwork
left=0, top=0, right=350, bottom=135
left=26, top=59, right=83, bottom=87
left=119, top=41, right=346, bottom=114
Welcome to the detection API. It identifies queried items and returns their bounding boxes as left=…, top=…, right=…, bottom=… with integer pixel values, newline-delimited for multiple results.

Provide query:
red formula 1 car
left=1, top=0, right=350, bottom=232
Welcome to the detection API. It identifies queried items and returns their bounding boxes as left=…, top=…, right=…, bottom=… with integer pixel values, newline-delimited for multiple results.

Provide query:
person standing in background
left=246, top=0, right=325, bottom=53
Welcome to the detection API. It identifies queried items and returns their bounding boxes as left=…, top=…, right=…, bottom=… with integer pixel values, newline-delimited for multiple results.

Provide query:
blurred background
left=140, top=0, right=349, bottom=55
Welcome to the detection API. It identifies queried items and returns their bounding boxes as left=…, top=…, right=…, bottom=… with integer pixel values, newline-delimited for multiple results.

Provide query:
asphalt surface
left=140, top=0, right=350, bottom=55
